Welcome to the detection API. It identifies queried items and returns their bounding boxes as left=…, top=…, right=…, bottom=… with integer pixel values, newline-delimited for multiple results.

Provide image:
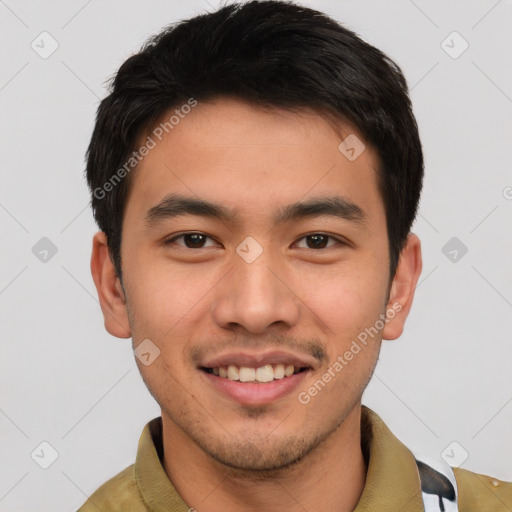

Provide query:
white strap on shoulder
left=409, top=448, right=459, bottom=512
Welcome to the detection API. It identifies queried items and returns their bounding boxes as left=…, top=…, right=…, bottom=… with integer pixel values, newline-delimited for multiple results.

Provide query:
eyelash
left=163, top=232, right=347, bottom=250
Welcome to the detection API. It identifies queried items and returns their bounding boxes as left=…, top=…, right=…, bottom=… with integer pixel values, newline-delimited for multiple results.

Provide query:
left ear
left=382, top=233, right=423, bottom=340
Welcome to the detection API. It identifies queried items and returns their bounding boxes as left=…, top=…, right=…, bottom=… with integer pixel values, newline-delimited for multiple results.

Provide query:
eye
left=294, top=233, right=343, bottom=249
left=164, top=232, right=219, bottom=249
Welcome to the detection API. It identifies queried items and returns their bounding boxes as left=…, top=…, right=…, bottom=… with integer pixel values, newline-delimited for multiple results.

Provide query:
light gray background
left=1, top=0, right=511, bottom=510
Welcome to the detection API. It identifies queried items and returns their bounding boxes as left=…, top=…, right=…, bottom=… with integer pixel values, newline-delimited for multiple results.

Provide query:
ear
left=382, top=233, right=422, bottom=340
left=90, top=231, right=131, bottom=338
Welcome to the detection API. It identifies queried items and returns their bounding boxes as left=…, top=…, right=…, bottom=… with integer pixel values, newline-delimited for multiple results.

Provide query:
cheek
left=291, top=262, right=387, bottom=341
left=123, top=251, right=215, bottom=334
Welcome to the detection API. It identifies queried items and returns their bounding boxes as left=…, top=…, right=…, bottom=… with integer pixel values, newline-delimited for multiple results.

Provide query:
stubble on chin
left=173, top=407, right=351, bottom=479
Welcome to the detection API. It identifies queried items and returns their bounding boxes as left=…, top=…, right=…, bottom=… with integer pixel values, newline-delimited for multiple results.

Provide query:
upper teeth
left=212, top=364, right=297, bottom=382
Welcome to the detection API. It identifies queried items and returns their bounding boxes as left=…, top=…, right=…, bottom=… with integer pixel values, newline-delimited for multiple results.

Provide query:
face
left=94, top=98, right=416, bottom=472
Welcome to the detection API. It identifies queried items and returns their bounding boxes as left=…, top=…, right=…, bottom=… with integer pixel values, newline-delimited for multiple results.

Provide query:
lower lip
left=201, top=370, right=310, bottom=406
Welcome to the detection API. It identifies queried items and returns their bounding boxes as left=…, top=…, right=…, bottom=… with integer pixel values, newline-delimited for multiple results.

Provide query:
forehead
left=124, top=98, right=384, bottom=227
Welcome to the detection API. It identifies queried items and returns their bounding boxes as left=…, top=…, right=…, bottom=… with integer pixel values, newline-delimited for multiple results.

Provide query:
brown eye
left=165, top=233, right=218, bottom=248
left=295, top=234, right=341, bottom=249
left=182, top=234, right=207, bottom=248
left=306, top=234, right=328, bottom=248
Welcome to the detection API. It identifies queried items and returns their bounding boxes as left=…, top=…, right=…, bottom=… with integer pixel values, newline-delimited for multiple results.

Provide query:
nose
left=211, top=250, right=300, bottom=335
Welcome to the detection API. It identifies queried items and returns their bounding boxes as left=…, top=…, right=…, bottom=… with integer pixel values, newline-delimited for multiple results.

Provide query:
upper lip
left=199, top=350, right=318, bottom=370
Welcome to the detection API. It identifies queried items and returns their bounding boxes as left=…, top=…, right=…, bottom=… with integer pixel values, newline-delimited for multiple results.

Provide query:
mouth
left=198, top=351, right=316, bottom=406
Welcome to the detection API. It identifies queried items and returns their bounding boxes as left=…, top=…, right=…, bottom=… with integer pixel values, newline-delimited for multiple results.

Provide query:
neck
left=161, top=404, right=367, bottom=512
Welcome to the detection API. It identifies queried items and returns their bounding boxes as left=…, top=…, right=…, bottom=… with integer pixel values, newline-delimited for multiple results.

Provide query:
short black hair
left=86, top=0, right=423, bottom=281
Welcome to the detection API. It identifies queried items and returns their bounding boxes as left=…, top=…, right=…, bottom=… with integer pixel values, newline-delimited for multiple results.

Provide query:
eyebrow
left=144, top=193, right=366, bottom=228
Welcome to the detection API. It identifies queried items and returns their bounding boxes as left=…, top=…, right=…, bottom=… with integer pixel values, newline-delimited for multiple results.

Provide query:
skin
left=91, top=98, right=422, bottom=512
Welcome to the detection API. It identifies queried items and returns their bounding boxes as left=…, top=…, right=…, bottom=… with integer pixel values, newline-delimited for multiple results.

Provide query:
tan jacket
left=78, top=406, right=512, bottom=511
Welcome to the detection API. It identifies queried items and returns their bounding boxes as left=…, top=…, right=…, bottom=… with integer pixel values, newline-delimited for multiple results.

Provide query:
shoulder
left=77, top=464, right=147, bottom=512
left=454, top=467, right=512, bottom=511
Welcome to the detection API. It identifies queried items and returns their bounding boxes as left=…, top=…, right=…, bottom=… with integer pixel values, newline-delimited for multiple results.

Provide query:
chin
left=197, top=427, right=333, bottom=476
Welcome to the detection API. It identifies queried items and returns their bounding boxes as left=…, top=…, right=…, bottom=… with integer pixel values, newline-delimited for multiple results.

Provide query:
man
left=80, top=1, right=511, bottom=511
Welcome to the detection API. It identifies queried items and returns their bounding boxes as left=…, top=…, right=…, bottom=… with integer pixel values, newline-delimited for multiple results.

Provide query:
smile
left=202, top=364, right=308, bottom=383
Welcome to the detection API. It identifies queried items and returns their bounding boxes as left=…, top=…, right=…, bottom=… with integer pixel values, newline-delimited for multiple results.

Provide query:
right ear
left=90, top=231, right=131, bottom=338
